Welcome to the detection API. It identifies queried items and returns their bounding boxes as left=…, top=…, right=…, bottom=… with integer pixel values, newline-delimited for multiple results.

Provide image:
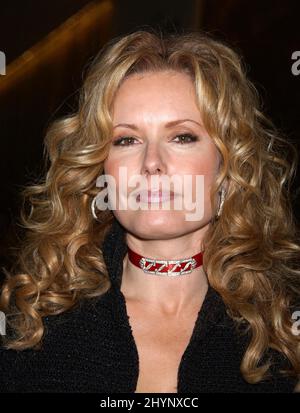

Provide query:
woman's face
left=103, top=70, right=221, bottom=239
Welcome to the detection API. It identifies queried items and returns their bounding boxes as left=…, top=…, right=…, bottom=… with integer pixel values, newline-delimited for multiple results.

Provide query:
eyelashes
left=113, top=136, right=137, bottom=146
left=112, top=133, right=199, bottom=146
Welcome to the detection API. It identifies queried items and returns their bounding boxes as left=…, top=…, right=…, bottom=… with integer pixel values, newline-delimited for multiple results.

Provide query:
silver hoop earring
left=91, top=196, right=99, bottom=221
left=216, top=188, right=226, bottom=218
left=91, top=194, right=112, bottom=223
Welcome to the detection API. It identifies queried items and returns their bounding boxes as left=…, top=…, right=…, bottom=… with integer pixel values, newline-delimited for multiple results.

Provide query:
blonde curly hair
left=1, top=28, right=300, bottom=386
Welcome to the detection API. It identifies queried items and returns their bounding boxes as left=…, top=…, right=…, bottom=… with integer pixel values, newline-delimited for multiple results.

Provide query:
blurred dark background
left=0, top=0, right=299, bottom=270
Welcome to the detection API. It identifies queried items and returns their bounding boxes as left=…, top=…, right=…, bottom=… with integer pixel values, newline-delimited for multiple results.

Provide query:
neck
left=120, top=229, right=209, bottom=315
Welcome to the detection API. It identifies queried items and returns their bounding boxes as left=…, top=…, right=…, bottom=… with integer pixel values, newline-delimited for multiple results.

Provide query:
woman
left=0, top=29, right=300, bottom=393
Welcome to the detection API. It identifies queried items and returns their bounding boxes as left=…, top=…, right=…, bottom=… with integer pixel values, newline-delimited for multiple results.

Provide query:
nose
left=140, top=140, right=167, bottom=177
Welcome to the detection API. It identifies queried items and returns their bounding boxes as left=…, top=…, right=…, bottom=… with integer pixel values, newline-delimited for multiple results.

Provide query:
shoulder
left=0, top=287, right=121, bottom=392
left=263, top=348, right=300, bottom=393
left=201, top=289, right=299, bottom=393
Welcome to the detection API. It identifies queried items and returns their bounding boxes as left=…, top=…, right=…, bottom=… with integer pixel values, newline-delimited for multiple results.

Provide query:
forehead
left=111, top=71, right=201, bottom=122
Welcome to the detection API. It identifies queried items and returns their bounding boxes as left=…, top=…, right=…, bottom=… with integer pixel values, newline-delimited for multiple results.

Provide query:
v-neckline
left=102, top=217, right=227, bottom=392
left=114, top=281, right=221, bottom=392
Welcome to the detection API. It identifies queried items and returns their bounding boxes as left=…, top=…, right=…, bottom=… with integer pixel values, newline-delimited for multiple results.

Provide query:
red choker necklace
left=127, top=246, right=204, bottom=277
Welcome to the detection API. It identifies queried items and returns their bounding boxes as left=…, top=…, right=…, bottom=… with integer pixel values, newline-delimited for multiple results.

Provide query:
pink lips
left=137, top=190, right=175, bottom=203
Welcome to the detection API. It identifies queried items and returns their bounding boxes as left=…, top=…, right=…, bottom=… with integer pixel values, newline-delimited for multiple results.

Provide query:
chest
left=125, top=301, right=200, bottom=393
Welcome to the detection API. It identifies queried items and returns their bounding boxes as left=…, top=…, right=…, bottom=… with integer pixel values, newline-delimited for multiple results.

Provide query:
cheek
left=177, top=150, right=219, bottom=177
left=103, top=158, right=117, bottom=177
left=103, top=159, right=119, bottom=195
left=182, top=152, right=219, bottom=207
left=104, top=150, right=139, bottom=172
left=103, top=157, right=137, bottom=192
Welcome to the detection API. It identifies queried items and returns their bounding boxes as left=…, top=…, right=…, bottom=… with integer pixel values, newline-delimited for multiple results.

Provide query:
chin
left=115, top=210, right=200, bottom=239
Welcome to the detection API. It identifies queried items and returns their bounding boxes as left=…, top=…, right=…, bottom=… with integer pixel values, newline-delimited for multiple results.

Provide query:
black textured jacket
left=0, top=218, right=298, bottom=393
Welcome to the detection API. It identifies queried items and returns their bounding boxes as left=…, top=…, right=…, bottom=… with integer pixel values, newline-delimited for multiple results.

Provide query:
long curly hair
left=1, top=28, right=300, bottom=385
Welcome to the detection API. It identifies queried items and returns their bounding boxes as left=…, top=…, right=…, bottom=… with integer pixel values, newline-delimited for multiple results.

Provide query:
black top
left=0, top=218, right=298, bottom=393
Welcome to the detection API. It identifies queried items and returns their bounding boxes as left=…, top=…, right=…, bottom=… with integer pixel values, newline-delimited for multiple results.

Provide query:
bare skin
left=104, top=70, right=220, bottom=392
left=121, top=258, right=208, bottom=393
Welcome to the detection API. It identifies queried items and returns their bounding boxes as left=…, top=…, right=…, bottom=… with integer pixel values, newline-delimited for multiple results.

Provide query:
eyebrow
left=113, top=119, right=203, bottom=130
